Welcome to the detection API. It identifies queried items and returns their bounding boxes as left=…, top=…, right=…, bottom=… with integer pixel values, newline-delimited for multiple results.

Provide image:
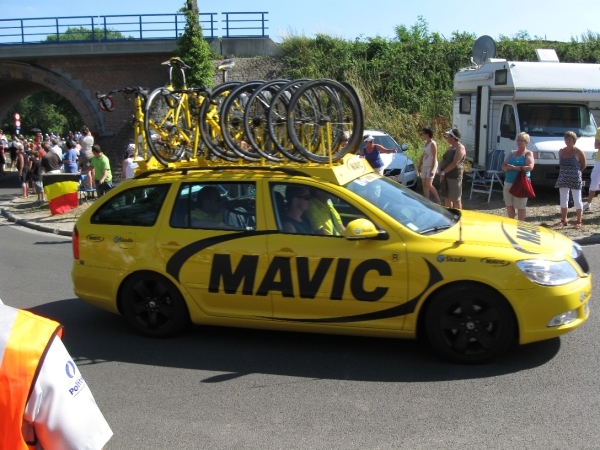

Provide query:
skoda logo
left=436, top=255, right=445, bottom=263
left=114, top=236, right=120, bottom=243
left=65, top=360, right=76, bottom=378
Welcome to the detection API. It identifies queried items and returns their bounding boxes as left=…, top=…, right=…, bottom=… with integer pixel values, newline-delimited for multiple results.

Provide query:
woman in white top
left=78, top=125, right=94, bottom=154
left=417, top=127, right=441, bottom=203
left=122, top=144, right=138, bottom=179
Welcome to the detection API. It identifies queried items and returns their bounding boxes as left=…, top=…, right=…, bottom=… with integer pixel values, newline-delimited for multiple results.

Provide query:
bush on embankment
left=279, top=18, right=600, bottom=160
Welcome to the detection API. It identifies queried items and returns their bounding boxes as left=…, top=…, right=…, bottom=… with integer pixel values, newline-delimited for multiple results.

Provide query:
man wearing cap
left=439, top=128, right=467, bottom=209
left=359, top=135, right=397, bottom=175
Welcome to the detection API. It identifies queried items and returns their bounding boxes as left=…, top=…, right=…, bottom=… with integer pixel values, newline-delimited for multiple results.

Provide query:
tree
left=2, top=91, right=82, bottom=137
left=46, top=26, right=129, bottom=42
left=175, top=0, right=214, bottom=88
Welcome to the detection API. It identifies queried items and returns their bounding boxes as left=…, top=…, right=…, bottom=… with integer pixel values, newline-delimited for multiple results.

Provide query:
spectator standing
left=49, top=138, right=63, bottom=159
left=438, top=129, right=467, bottom=209
left=417, top=127, right=441, bottom=203
left=41, top=143, right=63, bottom=174
left=583, top=126, right=600, bottom=211
left=359, top=135, right=397, bottom=175
left=501, top=132, right=535, bottom=220
left=122, top=144, right=139, bottom=179
left=79, top=125, right=94, bottom=156
left=0, top=299, right=112, bottom=449
left=0, top=140, right=5, bottom=176
left=29, top=150, right=45, bottom=203
left=78, top=144, right=95, bottom=190
left=15, top=142, right=30, bottom=198
left=556, top=131, right=586, bottom=229
left=62, top=140, right=79, bottom=174
left=90, top=144, right=113, bottom=196
left=9, top=134, right=18, bottom=171
left=38, top=141, right=46, bottom=159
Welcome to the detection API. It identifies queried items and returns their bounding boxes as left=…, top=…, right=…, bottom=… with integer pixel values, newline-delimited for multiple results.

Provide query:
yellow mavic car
left=71, top=155, right=591, bottom=363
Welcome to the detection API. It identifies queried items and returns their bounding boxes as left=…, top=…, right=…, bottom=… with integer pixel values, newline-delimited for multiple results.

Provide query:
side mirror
left=400, top=144, right=408, bottom=152
left=344, top=218, right=381, bottom=240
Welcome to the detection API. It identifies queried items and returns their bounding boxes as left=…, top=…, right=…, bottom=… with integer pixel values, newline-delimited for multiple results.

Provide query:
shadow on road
left=30, top=298, right=561, bottom=383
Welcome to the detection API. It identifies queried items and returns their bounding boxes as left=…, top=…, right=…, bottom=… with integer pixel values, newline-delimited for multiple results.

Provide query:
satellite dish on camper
left=471, top=36, right=497, bottom=66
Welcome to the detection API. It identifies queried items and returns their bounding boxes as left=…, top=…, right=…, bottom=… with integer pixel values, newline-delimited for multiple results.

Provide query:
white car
left=362, top=130, right=417, bottom=189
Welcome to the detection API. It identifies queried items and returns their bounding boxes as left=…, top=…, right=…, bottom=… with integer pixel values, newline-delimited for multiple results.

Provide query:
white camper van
left=453, top=38, right=600, bottom=186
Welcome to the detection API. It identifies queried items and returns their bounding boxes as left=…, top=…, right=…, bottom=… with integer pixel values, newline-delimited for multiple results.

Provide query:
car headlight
left=516, top=260, right=579, bottom=286
left=405, top=164, right=415, bottom=173
left=532, top=151, right=556, bottom=160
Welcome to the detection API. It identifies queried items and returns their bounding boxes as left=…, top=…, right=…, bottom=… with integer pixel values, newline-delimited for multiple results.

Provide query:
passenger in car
left=307, top=188, right=345, bottom=236
left=190, top=186, right=227, bottom=228
left=281, top=185, right=314, bottom=234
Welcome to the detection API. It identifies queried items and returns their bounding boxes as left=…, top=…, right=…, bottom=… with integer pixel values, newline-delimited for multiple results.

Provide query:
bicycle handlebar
left=95, top=87, right=149, bottom=111
left=161, top=57, right=191, bottom=70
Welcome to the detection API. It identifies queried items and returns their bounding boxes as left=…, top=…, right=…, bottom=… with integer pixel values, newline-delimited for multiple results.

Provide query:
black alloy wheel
left=425, top=284, right=516, bottom=363
left=120, top=272, right=190, bottom=338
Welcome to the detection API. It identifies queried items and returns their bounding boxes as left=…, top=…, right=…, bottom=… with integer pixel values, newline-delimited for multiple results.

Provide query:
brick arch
left=0, top=61, right=104, bottom=134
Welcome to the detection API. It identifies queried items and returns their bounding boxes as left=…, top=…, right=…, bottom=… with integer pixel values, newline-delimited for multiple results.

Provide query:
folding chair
left=79, top=174, right=97, bottom=203
left=469, top=149, right=505, bottom=203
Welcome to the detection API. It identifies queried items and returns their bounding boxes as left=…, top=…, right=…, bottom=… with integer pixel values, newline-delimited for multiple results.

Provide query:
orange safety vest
left=0, top=305, right=63, bottom=450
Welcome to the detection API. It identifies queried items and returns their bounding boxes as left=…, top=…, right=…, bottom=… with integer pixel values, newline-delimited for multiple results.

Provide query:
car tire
left=425, top=284, right=516, bottom=364
left=120, top=272, right=190, bottom=338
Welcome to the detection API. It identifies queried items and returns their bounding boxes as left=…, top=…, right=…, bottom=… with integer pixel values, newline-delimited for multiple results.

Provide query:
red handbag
left=509, top=171, right=535, bottom=198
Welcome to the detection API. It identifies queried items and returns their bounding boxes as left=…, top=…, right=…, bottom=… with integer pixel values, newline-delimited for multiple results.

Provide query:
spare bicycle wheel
left=198, top=81, right=241, bottom=162
left=286, top=79, right=363, bottom=163
left=220, top=80, right=265, bottom=162
left=243, top=79, right=290, bottom=162
left=266, top=79, right=312, bottom=162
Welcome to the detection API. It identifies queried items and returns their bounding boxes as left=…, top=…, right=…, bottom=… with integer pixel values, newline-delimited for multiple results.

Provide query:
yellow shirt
left=191, top=209, right=223, bottom=224
left=307, top=198, right=344, bottom=236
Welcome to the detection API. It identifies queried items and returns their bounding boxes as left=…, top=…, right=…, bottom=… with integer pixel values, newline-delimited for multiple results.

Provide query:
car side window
left=170, top=182, right=256, bottom=230
left=270, top=183, right=365, bottom=236
left=91, top=184, right=170, bottom=226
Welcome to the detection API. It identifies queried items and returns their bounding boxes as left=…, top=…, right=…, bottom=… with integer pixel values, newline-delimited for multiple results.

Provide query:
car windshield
left=345, top=174, right=458, bottom=234
left=517, top=104, right=598, bottom=137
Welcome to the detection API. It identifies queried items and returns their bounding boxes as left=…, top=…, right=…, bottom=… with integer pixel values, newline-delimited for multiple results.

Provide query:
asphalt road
left=1, top=178, right=600, bottom=449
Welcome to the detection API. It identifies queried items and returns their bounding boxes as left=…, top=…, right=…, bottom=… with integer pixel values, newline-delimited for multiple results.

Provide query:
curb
left=1, top=207, right=73, bottom=238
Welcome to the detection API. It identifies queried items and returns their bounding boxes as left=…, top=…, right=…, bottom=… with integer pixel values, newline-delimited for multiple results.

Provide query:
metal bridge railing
left=0, top=12, right=269, bottom=45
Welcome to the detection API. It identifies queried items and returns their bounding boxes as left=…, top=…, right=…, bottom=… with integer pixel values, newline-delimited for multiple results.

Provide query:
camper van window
left=459, top=95, right=471, bottom=114
left=516, top=104, right=597, bottom=137
left=500, top=105, right=517, bottom=140
left=495, top=69, right=508, bottom=85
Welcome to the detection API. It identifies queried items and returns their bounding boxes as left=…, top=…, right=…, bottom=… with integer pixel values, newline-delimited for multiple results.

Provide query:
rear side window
left=91, top=184, right=170, bottom=226
left=170, top=182, right=256, bottom=230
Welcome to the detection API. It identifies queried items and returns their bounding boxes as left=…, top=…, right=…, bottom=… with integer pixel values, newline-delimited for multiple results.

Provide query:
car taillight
left=72, top=226, right=79, bottom=259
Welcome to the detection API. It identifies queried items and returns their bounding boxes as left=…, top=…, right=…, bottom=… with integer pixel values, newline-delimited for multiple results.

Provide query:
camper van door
left=497, top=103, right=518, bottom=154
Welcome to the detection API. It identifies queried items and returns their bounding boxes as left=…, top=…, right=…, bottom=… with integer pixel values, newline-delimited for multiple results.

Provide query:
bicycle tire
left=198, top=81, right=241, bottom=162
left=287, top=79, right=362, bottom=163
left=243, top=79, right=289, bottom=162
left=144, top=87, right=194, bottom=165
left=219, top=80, right=265, bottom=162
left=266, top=79, right=312, bottom=162
left=339, top=81, right=365, bottom=155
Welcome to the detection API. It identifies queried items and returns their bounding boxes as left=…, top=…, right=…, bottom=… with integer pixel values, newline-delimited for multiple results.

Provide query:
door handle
left=160, top=243, right=181, bottom=250
left=273, top=248, right=296, bottom=258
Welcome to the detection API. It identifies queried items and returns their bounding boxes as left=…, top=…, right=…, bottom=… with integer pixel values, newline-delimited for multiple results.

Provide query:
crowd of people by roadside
left=360, top=124, right=600, bottom=227
left=0, top=126, right=114, bottom=202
